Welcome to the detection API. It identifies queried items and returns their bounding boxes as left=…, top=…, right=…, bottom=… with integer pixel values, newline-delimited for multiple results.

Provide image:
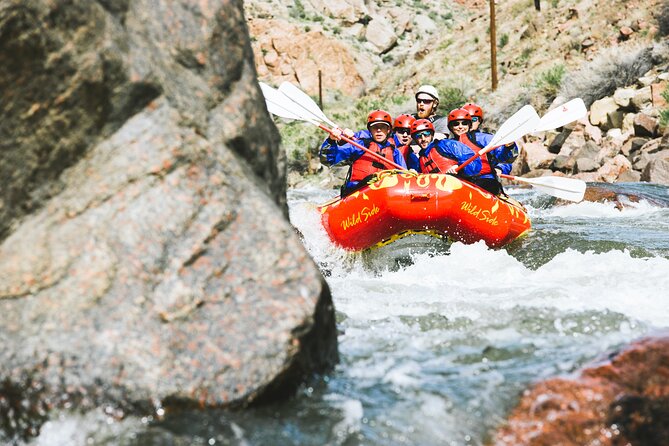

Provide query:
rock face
left=0, top=0, right=338, bottom=440
left=248, top=17, right=366, bottom=97
left=492, top=334, right=669, bottom=446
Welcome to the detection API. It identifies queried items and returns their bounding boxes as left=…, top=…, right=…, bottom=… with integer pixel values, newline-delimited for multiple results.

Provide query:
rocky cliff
left=0, top=0, right=337, bottom=441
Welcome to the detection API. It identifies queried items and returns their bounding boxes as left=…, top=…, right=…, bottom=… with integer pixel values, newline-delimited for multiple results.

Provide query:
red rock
left=491, top=335, right=669, bottom=446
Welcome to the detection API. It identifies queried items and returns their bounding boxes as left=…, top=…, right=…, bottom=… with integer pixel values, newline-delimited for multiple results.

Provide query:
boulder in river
left=492, top=333, right=669, bottom=446
left=0, top=0, right=338, bottom=441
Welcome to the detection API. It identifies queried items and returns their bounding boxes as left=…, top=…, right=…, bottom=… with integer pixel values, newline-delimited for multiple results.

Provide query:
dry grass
left=559, top=43, right=656, bottom=107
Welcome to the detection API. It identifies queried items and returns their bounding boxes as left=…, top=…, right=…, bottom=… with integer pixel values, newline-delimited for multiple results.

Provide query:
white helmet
left=415, top=85, right=440, bottom=101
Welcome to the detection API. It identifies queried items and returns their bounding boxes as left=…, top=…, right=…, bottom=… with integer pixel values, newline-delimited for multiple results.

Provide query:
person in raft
left=447, top=107, right=518, bottom=196
left=462, top=102, right=486, bottom=133
left=392, top=113, right=420, bottom=171
left=411, top=85, right=449, bottom=138
left=411, top=118, right=481, bottom=177
left=320, top=109, right=407, bottom=196
left=351, top=113, right=418, bottom=171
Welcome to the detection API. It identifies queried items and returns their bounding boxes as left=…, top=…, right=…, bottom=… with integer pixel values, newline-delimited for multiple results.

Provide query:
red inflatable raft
left=318, top=171, right=531, bottom=251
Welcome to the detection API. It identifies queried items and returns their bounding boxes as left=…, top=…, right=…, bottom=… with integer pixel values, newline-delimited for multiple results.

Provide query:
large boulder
left=492, top=334, right=669, bottom=446
left=0, top=0, right=338, bottom=440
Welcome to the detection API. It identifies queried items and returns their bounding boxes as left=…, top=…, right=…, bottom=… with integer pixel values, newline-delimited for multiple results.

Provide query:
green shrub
left=437, top=86, right=467, bottom=114
left=518, top=47, right=534, bottom=64
left=499, top=33, right=509, bottom=48
left=660, top=89, right=669, bottom=126
left=535, top=64, right=565, bottom=99
left=278, top=121, right=323, bottom=173
left=289, top=0, right=306, bottom=19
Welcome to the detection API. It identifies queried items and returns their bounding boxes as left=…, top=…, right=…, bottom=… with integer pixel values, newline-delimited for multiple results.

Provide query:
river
left=31, top=182, right=669, bottom=446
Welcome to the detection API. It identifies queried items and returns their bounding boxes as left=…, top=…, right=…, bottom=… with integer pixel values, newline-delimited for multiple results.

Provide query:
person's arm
left=474, top=132, right=518, bottom=163
left=392, top=148, right=407, bottom=169
left=436, top=140, right=482, bottom=176
left=494, top=142, right=519, bottom=163
left=319, top=128, right=362, bottom=165
left=495, top=162, right=513, bottom=175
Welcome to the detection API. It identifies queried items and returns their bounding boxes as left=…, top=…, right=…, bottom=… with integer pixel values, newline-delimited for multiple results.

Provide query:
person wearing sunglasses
left=447, top=108, right=518, bottom=196
left=319, top=109, right=407, bottom=196
left=392, top=114, right=421, bottom=171
left=411, top=119, right=481, bottom=177
left=411, top=85, right=449, bottom=138
left=462, top=102, right=485, bottom=132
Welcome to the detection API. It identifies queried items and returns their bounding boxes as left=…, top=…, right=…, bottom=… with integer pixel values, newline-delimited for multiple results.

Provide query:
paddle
left=278, top=82, right=338, bottom=128
left=260, top=82, right=311, bottom=122
left=499, top=173, right=586, bottom=202
left=456, top=105, right=541, bottom=172
left=260, top=82, right=406, bottom=171
left=532, top=98, right=587, bottom=133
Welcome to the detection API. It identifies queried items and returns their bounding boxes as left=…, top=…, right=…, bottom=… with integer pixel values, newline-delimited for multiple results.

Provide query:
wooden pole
left=318, top=70, right=323, bottom=110
left=490, top=0, right=498, bottom=91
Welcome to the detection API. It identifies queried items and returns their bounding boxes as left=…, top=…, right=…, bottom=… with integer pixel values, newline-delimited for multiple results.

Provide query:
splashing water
left=29, top=184, right=669, bottom=446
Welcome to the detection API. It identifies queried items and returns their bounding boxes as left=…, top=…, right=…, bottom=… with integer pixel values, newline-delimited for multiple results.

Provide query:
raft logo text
left=340, top=205, right=381, bottom=230
left=460, top=201, right=499, bottom=226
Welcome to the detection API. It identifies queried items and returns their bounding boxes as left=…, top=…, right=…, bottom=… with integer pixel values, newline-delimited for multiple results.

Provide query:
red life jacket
left=457, top=133, right=492, bottom=175
left=418, top=144, right=458, bottom=174
left=349, top=139, right=397, bottom=182
left=397, top=144, right=410, bottom=158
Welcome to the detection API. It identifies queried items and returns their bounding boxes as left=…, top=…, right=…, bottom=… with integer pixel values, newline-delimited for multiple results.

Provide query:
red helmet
left=462, top=103, right=483, bottom=120
left=367, top=110, right=393, bottom=128
left=448, top=108, right=472, bottom=124
left=410, top=119, right=434, bottom=136
left=393, top=114, right=416, bottom=129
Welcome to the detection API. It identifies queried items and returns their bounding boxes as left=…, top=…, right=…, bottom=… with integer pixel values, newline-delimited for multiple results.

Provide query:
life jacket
left=349, top=139, right=397, bottom=182
left=418, top=144, right=458, bottom=174
left=457, top=132, right=493, bottom=176
left=396, top=144, right=410, bottom=159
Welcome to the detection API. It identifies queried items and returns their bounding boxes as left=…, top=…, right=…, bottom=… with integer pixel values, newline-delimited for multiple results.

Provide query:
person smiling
left=447, top=108, right=518, bottom=196
left=319, top=110, right=407, bottom=196
left=411, top=119, right=481, bottom=177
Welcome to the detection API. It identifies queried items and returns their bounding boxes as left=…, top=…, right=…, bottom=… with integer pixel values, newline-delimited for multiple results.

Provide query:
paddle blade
left=511, top=175, right=586, bottom=202
left=484, top=105, right=541, bottom=151
left=278, top=82, right=337, bottom=127
left=533, top=98, right=587, bottom=133
left=260, top=82, right=316, bottom=122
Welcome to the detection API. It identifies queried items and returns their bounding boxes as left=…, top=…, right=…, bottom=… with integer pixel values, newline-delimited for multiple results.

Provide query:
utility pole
left=318, top=70, right=323, bottom=110
left=489, top=0, right=498, bottom=91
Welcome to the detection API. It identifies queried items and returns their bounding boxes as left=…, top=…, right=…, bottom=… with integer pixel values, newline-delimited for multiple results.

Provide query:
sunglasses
left=451, top=120, right=470, bottom=126
left=394, top=128, right=411, bottom=135
left=416, top=98, right=435, bottom=105
left=369, top=123, right=390, bottom=131
left=413, top=131, right=433, bottom=139
left=471, top=117, right=480, bottom=122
